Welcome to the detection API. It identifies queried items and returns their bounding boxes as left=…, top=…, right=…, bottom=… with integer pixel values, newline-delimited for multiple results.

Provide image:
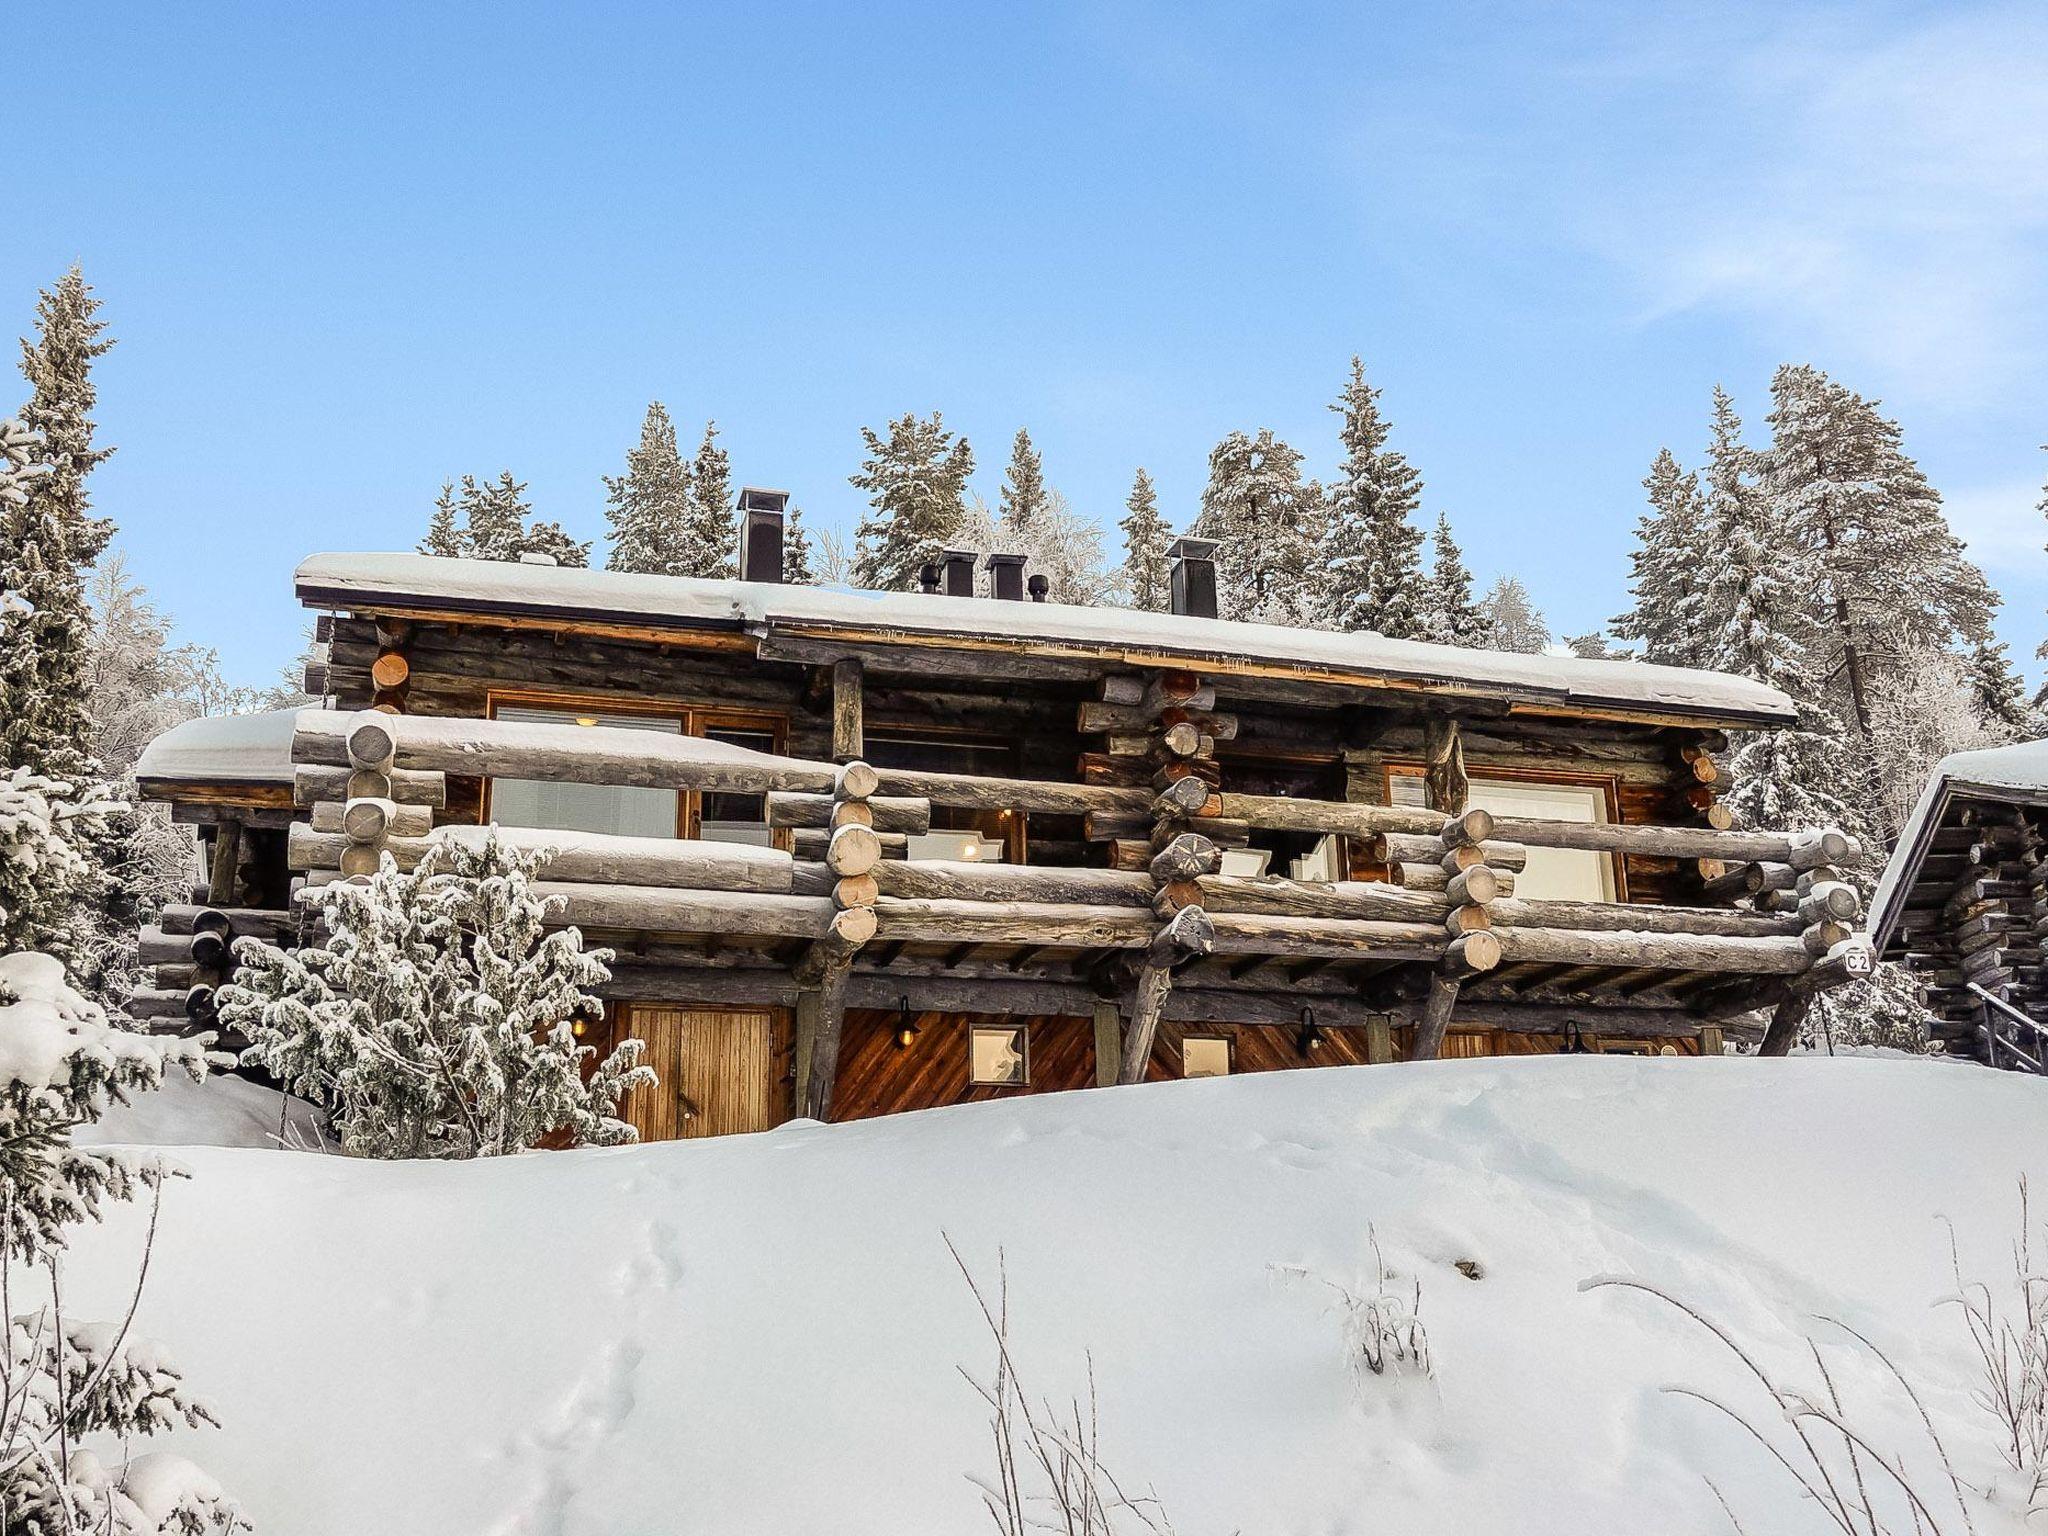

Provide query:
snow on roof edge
left=134, top=707, right=306, bottom=785
left=294, top=552, right=1799, bottom=726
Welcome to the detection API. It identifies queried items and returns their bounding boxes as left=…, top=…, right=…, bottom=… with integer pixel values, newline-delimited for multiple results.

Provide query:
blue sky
left=6, top=0, right=2045, bottom=685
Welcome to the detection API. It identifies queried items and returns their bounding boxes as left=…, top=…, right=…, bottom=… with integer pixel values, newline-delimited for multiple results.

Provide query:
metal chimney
left=940, top=548, right=977, bottom=597
left=983, top=551, right=1028, bottom=601
left=736, top=488, right=789, bottom=583
left=1168, top=537, right=1219, bottom=619
left=1027, top=573, right=1049, bottom=603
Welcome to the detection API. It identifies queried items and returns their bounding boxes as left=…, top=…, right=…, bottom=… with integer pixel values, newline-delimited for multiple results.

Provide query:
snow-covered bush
left=0, top=953, right=241, bottom=1530
left=0, top=952, right=211, bottom=1261
left=1276, top=1230, right=1435, bottom=1388
left=0, top=766, right=119, bottom=964
left=218, top=830, right=654, bottom=1158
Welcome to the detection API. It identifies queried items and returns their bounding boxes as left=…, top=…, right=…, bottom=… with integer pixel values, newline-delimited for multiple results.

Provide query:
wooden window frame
left=863, top=723, right=1028, bottom=864
left=482, top=689, right=788, bottom=846
left=1383, top=760, right=1630, bottom=902
left=968, top=1023, right=1031, bottom=1088
left=1181, top=1034, right=1233, bottom=1079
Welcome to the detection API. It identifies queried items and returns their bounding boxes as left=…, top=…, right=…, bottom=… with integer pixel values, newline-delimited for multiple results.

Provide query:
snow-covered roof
left=1869, top=737, right=2048, bottom=949
left=134, top=707, right=304, bottom=785
left=295, top=552, right=1799, bottom=727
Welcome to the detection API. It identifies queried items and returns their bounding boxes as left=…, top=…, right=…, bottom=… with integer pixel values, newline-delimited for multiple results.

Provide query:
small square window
left=970, top=1027, right=1029, bottom=1087
left=1182, top=1036, right=1232, bottom=1079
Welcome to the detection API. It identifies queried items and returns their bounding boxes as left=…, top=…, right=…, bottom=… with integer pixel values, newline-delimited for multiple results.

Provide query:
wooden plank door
left=621, top=1006, right=782, bottom=1141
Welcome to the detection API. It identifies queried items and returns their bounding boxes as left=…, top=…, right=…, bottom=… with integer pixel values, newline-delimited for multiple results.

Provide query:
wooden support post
left=1410, top=970, right=1461, bottom=1061
left=1698, top=1024, right=1724, bottom=1057
left=207, top=818, right=243, bottom=906
left=1758, top=992, right=1810, bottom=1056
left=800, top=962, right=852, bottom=1121
left=831, top=657, right=864, bottom=765
left=1423, top=716, right=1467, bottom=815
left=1366, top=1014, right=1394, bottom=1064
left=793, top=990, right=817, bottom=1113
left=1093, top=1001, right=1121, bottom=1088
left=1118, top=964, right=1172, bottom=1085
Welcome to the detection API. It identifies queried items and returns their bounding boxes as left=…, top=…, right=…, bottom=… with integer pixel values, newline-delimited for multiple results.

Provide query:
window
left=866, top=730, right=1022, bottom=863
left=485, top=698, right=785, bottom=846
left=1389, top=770, right=1619, bottom=903
left=969, top=1026, right=1029, bottom=1086
left=1181, top=1036, right=1232, bottom=1078
left=489, top=704, right=682, bottom=838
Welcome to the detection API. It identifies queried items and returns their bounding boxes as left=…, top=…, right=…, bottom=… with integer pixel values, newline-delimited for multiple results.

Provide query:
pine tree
left=678, top=420, right=736, bottom=579
left=1119, top=468, right=1171, bottom=612
left=1478, top=575, right=1549, bottom=653
left=782, top=506, right=817, bottom=584
left=419, top=481, right=467, bottom=557
left=1611, top=447, right=1711, bottom=665
left=1968, top=636, right=2037, bottom=737
left=850, top=412, right=975, bottom=591
left=1765, top=363, right=1997, bottom=741
left=220, top=830, right=655, bottom=1158
left=1191, top=429, right=1319, bottom=625
left=518, top=518, right=591, bottom=568
left=3, top=268, right=114, bottom=784
left=459, top=473, right=528, bottom=561
left=998, top=428, right=1050, bottom=541
left=1322, top=357, right=1426, bottom=636
left=1417, top=512, right=1487, bottom=646
left=1566, top=632, right=1620, bottom=659
left=603, top=402, right=691, bottom=575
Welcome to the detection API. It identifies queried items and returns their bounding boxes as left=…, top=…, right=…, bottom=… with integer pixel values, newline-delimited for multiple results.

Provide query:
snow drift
left=67, top=1056, right=2048, bottom=1534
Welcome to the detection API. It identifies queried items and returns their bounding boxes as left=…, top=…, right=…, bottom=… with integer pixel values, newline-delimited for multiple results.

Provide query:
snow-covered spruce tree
left=5, top=268, right=115, bottom=787
left=1969, top=636, right=2038, bottom=738
left=849, top=412, right=975, bottom=591
left=603, top=401, right=691, bottom=575
left=997, top=428, right=1049, bottom=543
left=1764, top=363, right=1997, bottom=742
left=517, top=518, right=591, bottom=569
left=782, top=505, right=817, bottom=584
left=1610, top=445, right=1711, bottom=666
left=676, top=420, right=736, bottom=579
left=218, top=830, right=654, bottom=1158
left=1477, top=575, right=1549, bottom=654
left=1323, top=357, right=1426, bottom=637
left=1565, top=631, right=1621, bottom=659
left=1191, top=429, right=1321, bottom=626
left=1417, top=512, right=1487, bottom=647
left=445, top=473, right=588, bottom=567
left=419, top=482, right=467, bottom=558
left=1118, top=468, right=1170, bottom=612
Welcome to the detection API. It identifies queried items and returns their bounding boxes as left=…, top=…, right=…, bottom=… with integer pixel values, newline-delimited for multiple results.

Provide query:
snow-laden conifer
left=1764, top=363, right=1996, bottom=741
left=850, top=413, right=974, bottom=591
left=1611, top=446, right=1710, bottom=666
left=219, top=831, right=654, bottom=1158
left=418, top=482, right=467, bottom=558
left=998, top=429, right=1049, bottom=542
left=678, top=420, right=736, bottom=578
left=1322, top=357, right=1425, bottom=637
left=5, top=269, right=114, bottom=786
left=1192, top=429, right=1320, bottom=626
left=782, top=505, right=817, bottom=584
left=435, top=474, right=589, bottom=567
left=1969, top=637, right=2037, bottom=738
left=603, top=402, right=691, bottom=575
left=1118, top=468, right=1170, bottom=612
left=1477, top=575, right=1548, bottom=654
left=953, top=491, right=1119, bottom=606
left=1417, top=513, right=1486, bottom=647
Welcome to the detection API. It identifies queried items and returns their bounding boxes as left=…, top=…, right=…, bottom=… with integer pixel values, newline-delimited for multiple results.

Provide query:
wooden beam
left=207, top=818, right=243, bottom=906
left=1422, top=716, right=1468, bottom=814
left=1758, top=992, right=1810, bottom=1056
left=1410, top=970, right=1461, bottom=1060
left=800, top=962, right=852, bottom=1121
left=1093, top=1002, right=1121, bottom=1088
left=831, top=656, right=864, bottom=764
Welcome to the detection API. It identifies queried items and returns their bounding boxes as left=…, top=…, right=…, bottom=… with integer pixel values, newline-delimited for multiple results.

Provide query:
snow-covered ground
left=72, top=1056, right=2047, bottom=1534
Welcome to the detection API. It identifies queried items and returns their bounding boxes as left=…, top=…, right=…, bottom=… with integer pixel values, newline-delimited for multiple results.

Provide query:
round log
left=1440, top=807, right=1495, bottom=848
left=1154, top=775, right=1211, bottom=817
left=370, top=651, right=411, bottom=691
left=829, top=800, right=874, bottom=829
left=1797, top=882, right=1862, bottom=924
left=1446, top=931, right=1501, bottom=973
left=825, top=822, right=883, bottom=877
left=832, top=874, right=879, bottom=910
left=1492, top=925, right=1811, bottom=975
left=1150, top=832, right=1221, bottom=883
left=345, top=712, right=398, bottom=773
left=1444, top=906, right=1492, bottom=936
left=338, top=844, right=382, bottom=878
left=190, top=908, right=233, bottom=938
left=1160, top=721, right=1203, bottom=758
left=835, top=760, right=880, bottom=801
left=1445, top=866, right=1498, bottom=906
left=872, top=859, right=1153, bottom=907
left=341, top=796, right=398, bottom=845
left=346, top=768, right=394, bottom=802
left=1802, top=920, right=1855, bottom=956
left=188, top=930, right=230, bottom=969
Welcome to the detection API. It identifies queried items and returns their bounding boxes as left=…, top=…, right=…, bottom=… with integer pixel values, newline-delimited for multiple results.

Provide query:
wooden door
left=621, top=1006, right=781, bottom=1141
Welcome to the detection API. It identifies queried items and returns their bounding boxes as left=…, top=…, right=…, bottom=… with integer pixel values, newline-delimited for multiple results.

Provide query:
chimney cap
left=940, top=547, right=978, bottom=563
left=1167, top=536, right=1219, bottom=561
left=980, top=551, right=1028, bottom=569
left=737, top=487, right=790, bottom=513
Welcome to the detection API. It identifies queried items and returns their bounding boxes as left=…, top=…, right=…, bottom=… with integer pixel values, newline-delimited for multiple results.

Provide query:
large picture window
left=1389, top=769, right=1620, bottom=902
left=485, top=697, right=785, bottom=846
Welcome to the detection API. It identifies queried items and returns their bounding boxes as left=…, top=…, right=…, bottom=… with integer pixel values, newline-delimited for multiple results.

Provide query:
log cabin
left=1869, top=738, right=2048, bottom=1072
left=133, top=493, right=1874, bottom=1138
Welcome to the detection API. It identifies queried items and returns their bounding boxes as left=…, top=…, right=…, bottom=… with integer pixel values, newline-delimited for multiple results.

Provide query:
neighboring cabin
left=1869, top=739, right=2048, bottom=1072
left=133, top=494, right=1871, bottom=1140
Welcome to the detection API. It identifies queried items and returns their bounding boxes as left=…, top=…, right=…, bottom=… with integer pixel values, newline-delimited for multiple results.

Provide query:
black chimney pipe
left=984, top=551, right=1027, bottom=601
left=940, top=548, right=977, bottom=597
left=1168, top=536, right=1219, bottom=619
left=736, top=488, right=789, bottom=583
